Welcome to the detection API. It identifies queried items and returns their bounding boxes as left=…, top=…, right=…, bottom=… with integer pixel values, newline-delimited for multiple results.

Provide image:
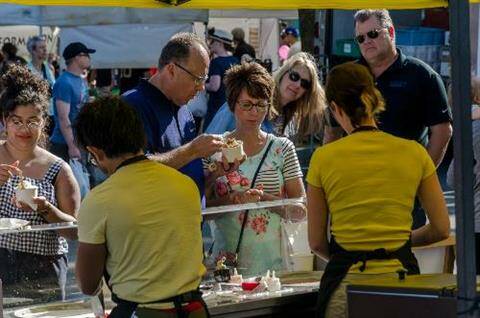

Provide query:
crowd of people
left=0, top=8, right=458, bottom=318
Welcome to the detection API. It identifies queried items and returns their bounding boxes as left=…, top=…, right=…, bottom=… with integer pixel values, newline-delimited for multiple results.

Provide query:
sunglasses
left=355, top=28, right=385, bottom=44
left=288, top=71, right=311, bottom=90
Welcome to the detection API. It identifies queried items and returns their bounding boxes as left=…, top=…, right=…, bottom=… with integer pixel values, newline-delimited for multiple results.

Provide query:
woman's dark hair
left=224, top=62, right=274, bottom=112
left=0, top=64, right=50, bottom=146
left=326, top=62, right=385, bottom=127
left=2, top=43, right=18, bottom=58
left=0, top=64, right=50, bottom=117
left=74, top=96, right=146, bottom=158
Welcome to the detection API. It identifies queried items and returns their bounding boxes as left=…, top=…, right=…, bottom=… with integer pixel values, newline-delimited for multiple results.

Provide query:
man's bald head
left=158, top=32, right=208, bottom=69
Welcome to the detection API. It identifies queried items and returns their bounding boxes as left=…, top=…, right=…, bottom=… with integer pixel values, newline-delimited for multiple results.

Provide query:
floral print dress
left=207, top=133, right=302, bottom=276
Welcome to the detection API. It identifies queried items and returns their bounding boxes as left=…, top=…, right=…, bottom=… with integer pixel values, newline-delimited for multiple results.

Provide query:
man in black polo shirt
left=324, top=9, right=452, bottom=228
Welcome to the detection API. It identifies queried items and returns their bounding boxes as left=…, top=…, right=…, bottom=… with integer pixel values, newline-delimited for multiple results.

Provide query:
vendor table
left=3, top=285, right=319, bottom=318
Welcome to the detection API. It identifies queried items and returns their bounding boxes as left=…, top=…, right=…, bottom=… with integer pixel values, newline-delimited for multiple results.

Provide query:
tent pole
left=450, top=0, right=477, bottom=317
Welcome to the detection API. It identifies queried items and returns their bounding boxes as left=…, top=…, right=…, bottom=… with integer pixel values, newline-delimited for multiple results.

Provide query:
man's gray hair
left=354, top=9, right=393, bottom=29
left=158, top=32, right=208, bottom=69
left=26, top=36, right=45, bottom=55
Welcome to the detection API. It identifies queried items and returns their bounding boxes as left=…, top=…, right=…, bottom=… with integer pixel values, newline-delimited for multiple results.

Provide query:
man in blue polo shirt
left=324, top=9, right=452, bottom=229
left=123, top=33, right=224, bottom=206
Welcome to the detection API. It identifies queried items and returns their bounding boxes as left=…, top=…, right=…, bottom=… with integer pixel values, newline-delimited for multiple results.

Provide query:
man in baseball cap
left=62, top=42, right=96, bottom=60
left=279, top=26, right=299, bottom=65
left=50, top=41, right=96, bottom=174
left=282, top=26, right=299, bottom=38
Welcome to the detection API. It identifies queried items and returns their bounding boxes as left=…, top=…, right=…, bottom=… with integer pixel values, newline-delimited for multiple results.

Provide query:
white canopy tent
left=60, top=23, right=193, bottom=68
left=0, top=5, right=299, bottom=26
left=0, top=5, right=297, bottom=68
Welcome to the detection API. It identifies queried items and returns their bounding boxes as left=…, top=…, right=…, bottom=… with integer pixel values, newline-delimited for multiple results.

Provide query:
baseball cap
left=282, top=27, right=299, bottom=38
left=208, top=27, right=233, bottom=45
left=62, top=42, right=96, bottom=60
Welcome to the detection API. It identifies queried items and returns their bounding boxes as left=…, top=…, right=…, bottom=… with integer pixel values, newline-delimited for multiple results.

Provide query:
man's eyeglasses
left=7, top=117, right=42, bottom=131
left=237, top=100, right=269, bottom=112
left=288, top=70, right=311, bottom=90
left=174, top=62, right=208, bottom=86
left=355, top=28, right=386, bottom=44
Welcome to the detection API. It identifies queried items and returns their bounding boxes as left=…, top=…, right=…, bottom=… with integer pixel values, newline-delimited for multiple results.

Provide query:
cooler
left=347, top=274, right=462, bottom=318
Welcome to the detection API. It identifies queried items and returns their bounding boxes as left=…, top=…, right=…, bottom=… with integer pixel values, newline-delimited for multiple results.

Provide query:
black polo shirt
left=329, top=49, right=451, bottom=145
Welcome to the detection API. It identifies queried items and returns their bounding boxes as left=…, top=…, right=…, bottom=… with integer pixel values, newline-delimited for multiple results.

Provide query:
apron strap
left=316, top=236, right=419, bottom=318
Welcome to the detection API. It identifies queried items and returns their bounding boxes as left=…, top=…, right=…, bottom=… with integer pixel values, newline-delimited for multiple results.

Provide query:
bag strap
left=234, top=137, right=274, bottom=255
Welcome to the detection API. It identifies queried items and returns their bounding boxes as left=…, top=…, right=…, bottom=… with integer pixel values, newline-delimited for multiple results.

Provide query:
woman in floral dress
left=204, top=62, right=305, bottom=275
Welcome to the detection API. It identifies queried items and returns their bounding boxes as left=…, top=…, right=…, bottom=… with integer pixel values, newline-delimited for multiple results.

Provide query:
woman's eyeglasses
left=237, top=100, right=269, bottom=112
left=288, top=71, right=311, bottom=90
left=7, top=117, right=42, bottom=131
left=355, top=28, right=385, bottom=44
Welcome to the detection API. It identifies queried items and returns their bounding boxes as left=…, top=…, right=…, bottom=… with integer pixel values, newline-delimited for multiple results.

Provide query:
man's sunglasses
left=355, top=28, right=385, bottom=44
left=288, top=70, right=311, bottom=90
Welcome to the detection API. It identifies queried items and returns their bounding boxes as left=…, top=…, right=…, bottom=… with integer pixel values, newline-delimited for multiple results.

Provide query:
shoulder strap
left=235, top=137, right=275, bottom=255
left=44, top=159, right=64, bottom=183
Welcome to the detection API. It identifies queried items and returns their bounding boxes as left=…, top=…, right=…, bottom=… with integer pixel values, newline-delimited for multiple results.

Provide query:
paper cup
left=222, top=144, right=244, bottom=163
left=291, top=253, right=314, bottom=271
left=16, top=186, right=38, bottom=210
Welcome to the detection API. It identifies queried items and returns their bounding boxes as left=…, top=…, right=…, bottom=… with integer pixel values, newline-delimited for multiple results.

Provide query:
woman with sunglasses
left=0, top=64, right=80, bottom=301
left=204, top=62, right=305, bottom=275
left=206, top=52, right=326, bottom=143
left=306, top=63, right=450, bottom=317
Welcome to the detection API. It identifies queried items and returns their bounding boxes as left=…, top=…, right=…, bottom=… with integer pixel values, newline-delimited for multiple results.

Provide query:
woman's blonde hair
left=270, top=52, right=327, bottom=142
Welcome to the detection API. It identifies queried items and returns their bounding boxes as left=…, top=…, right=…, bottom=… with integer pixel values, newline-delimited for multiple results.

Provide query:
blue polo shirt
left=122, top=79, right=205, bottom=206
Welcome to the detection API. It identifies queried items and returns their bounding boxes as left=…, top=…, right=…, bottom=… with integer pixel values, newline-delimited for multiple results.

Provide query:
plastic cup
left=291, top=253, right=314, bottom=271
left=16, top=186, right=38, bottom=210
left=222, top=144, right=244, bottom=163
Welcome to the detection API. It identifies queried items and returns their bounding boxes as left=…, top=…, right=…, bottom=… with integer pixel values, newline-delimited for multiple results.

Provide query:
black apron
left=108, top=287, right=210, bottom=318
left=316, top=235, right=419, bottom=318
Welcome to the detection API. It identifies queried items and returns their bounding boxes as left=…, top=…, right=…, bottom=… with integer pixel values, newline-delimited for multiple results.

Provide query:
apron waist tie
left=316, top=236, right=419, bottom=318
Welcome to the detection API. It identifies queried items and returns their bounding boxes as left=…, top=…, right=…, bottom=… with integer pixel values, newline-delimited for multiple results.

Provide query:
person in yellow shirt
left=74, top=96, right=208, bottom=318
left=306, top=63, right=450, bottom=318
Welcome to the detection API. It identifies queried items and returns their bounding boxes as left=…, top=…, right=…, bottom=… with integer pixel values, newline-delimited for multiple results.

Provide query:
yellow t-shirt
left=78, top=159, right=205, bottom=302
left=306, top=131, right=436, bottom=273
